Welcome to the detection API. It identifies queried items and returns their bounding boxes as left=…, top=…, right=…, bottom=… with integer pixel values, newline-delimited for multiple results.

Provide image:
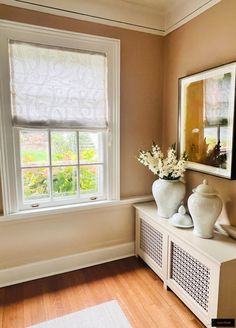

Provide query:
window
left=18, top=129, right=104, bottom=209
left=0, top=21, right=120, bottom=214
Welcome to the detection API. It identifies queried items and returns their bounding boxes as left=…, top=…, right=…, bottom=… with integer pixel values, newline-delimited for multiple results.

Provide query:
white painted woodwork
left=0, top=20, right=120, bottom=215
left=164, top=0, right=221, bottom=33
left=135, top=202, right=236, bottom=327
left=0, top=201, right=139, bottom=286
left=0, top=0, right=222, bottom=35
left=0, top=241, right=135, bottom=287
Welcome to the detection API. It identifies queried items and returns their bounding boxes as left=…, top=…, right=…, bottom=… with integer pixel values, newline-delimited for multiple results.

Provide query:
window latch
left=31, top=203, right=40, bottom=208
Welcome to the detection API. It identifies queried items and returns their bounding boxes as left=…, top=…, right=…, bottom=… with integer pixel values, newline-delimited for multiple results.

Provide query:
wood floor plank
left=23, top=280, right=46, bottom=327
left=0, top=257, right=204, bottom=328
left=0, top=287, right=5, bottom=328
left=2, top=284, right=25, bottom=328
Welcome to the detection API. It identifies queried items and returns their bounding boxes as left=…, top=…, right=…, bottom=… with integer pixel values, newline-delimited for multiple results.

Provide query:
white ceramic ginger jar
left=152, top=179, right=186, bottom=218
left=188, top=179, right=223, bottom=239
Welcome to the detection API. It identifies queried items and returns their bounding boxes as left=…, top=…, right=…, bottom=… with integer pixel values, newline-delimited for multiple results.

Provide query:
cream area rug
left=29, top=300, right=132, bottom=328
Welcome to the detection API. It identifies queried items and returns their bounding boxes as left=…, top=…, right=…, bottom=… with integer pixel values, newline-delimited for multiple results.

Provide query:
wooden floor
left=0, top=257, right=204, bottom=328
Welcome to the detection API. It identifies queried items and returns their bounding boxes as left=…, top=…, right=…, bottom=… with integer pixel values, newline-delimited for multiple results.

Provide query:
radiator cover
left=170, top=242, right=210, bottom=311
left=140, top=218, right=163, bottom=268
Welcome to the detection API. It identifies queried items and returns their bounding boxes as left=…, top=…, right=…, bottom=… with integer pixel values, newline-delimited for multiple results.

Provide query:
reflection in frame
left=179, top=63, right=236, bottom=179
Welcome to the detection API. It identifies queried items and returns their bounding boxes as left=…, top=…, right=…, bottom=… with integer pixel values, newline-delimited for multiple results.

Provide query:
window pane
left=51, top=131, right=77, bottom=165
left=20, top=130, right=49, bottom=167
left=79, top=132, right=101, bottom=164
left=22, top=168, right=50, bottom=201
left=52, top=166, right=77, bottom=198
left=80, top=165, right=102, bottom=195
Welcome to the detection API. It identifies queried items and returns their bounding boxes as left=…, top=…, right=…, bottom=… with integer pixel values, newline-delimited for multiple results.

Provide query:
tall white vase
left=152, top=179, right=186, bottom=218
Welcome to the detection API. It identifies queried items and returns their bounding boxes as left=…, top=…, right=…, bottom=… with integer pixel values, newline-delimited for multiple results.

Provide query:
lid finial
left=194, top=179, right=216, bottom=195
left=178, top=205, right=186, bottom=215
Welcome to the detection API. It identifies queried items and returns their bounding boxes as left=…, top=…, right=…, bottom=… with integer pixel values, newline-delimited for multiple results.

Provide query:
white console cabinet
left=134, top=202, right=236, bottom=328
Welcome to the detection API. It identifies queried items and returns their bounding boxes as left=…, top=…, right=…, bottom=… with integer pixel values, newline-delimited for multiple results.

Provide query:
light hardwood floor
left=0, top=257, right=205, bottom=328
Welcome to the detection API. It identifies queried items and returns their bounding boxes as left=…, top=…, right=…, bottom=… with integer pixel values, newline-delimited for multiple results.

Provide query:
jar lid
left=193, top=179, right=217, bottom=196
left=169, top=205, right=193, bottom=228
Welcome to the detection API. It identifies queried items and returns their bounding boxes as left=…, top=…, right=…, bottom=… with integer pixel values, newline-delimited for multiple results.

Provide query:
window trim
left=15, top=128, right=107, bottom=210
left=0, top=20, right=120, bottom=215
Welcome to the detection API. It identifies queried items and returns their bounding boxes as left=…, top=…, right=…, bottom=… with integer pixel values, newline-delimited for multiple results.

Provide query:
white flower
left=137, top=143, right=187, bottom=180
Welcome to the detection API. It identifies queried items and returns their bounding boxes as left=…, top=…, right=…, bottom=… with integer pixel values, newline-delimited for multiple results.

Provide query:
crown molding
left=0, top=0, right=222, bottom=36
left=0, top=0, right=165, bottom=35
left=165, top=0, right=222, bottom=34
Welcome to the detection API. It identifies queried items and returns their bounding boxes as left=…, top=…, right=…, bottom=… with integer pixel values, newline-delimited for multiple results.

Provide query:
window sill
left=0, top=195, right=153, bottom=223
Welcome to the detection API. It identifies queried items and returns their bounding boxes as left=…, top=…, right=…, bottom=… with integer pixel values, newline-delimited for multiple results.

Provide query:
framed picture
left=179, top=62, right=236, bottom=179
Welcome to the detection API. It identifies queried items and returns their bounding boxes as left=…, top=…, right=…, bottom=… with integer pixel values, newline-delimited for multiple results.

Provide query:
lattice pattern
left=171, top=242, right=210, bottom=311
left=140, top=219, right=163, bottom=267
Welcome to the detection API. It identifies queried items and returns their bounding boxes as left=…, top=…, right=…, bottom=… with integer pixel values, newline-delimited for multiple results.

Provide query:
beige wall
left=0, top=205, right=134, bottom=269
left=0, top=4, right=163, bottom=278
left=1, top=0, right=236, bottom=280
left=0, top=4, right=164, bottom=206
left=163, top=0, right=236, bottom=225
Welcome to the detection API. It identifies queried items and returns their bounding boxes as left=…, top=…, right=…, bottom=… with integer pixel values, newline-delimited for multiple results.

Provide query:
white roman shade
left=205, top=74, right=231, bottom=125
left=9, top=41, right=108, bottom=129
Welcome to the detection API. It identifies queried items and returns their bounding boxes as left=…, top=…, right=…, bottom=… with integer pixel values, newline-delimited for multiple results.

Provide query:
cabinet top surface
left=134, top=202, right=236, bottom=264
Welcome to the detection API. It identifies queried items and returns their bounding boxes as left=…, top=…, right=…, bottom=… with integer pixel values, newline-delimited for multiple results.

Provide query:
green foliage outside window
left=23, top=168, right=49, bottom=200
left=52, top=166, right=77, bottom=197
left=23, top=149, right=98, bottom=200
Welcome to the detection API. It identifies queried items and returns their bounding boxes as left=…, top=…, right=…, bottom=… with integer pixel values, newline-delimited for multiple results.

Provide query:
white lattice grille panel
left=171, top=242, right=210, bottom=311
left=140, top=219, right=163, bottom=267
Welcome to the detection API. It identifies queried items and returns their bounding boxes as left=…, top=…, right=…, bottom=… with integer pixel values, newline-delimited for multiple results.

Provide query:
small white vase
left=188, top=179, right=223, bottom=239
left=152, top=178, right=186, bottom=218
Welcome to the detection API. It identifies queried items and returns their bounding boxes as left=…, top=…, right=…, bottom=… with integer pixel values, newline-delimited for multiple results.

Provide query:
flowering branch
left=137, top=142, right=187, bottom=180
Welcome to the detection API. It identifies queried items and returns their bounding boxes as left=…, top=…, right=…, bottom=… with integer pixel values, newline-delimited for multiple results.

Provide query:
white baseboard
left=0, top=242, right=135, bottom=287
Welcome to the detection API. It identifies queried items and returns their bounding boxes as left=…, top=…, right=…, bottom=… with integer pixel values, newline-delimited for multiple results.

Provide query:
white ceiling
left=0, top=0, right=222, bottom=35
left=121, top=0, right=166, bottom=12
left=121, top=0, right=183, bottom=13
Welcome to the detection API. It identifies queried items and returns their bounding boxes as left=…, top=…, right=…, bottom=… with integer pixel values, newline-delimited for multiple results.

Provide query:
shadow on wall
left=185, top=170, right=236, bottom=227
left=0, top=178, right=2, bottom=214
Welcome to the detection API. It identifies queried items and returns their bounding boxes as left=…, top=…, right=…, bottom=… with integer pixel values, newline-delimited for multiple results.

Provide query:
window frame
left=15, top=128, right=107, bottom=210
left=0, top=20, right=120, bottom=215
